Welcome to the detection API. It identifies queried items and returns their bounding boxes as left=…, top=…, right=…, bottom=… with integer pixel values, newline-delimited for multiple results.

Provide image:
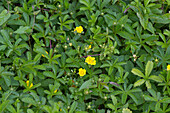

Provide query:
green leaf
left=0, top=10, right=11, bottom=26
left=36, top=15, right=45, bottom=20
left=137, top=12, right=148, bottom=29
left=101, top=0, right=111, bottom=9
left=160, top=98, right=170, bottom=103
left=6, top=105, right=17, bottom=113
left=145, top=80, right=151, bottom=89
left=122, top=93, right=127, bottom=104
left=69, top=101, right=77, bottom=113
left=23, top=12, right=29, bottom=25
left=118, top=15, right=128, bottom=26
left=104, top=14, right=116, bottom=27
left=43, top=71, right=56, bottom=79
left=33, top=65, right=46, bottom=70
left=128, top=93, right=138, bottom=104
left=42, top=105, right=52, bottom=112
left=144, top=0, right=150, bottom=7
left=149, top=75, right=163, bottom=82
left=0, top=45, right=7, bottom=51
left=166, top=0, right=170, bottom=5
left=3, top=75, right=11, bottom=86
left=134, top=79, right=145, bottom=87
left=143, top=95, right=157, bottom=101
left=131, top=68, right=145, bottom=78
left=75, top=111, right=88, bottom=113
left=27, top=109, right=34, bottom=113
left=147, top=89, right=156, bottom=98
left=145, top=61, right=153, bottom=77
left=111, top=95, right=117, bottom=105
left=0, top=30, right=13, bottom=47
left=21, top=97, right=37, bottom=106
left=7, top=19, right=26, bottom=25
left=107, top=104, right=115, bottom=110
left=80, top=0, right=90, bottom=8
left=118, top=31, right=134, bottom=40
left=0, top=100, right=10, bottom=112
left=14, top=26, right=32, bottom=34
left=79, top=79, right=92, bottom=91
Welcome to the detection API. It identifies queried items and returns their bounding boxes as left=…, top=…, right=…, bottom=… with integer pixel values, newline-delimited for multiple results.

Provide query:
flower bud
left=85, top=90, right=89, bottom=95
left=155, top=59, right=158, bottom=62
left=69, top=43, right=72, bottom=46
left=133, top=54, right=136, bottom=58
left=10, top=32, right=13, bottom=35
left=87, top=105, right=91, bottom=109
left=104, top=96, right=107, bottom=100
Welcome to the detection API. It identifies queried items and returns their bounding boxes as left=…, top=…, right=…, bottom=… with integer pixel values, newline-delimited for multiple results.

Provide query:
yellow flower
left=167, top=65, right=170, bottom=71
left=85, top=56, right=96, bottom=65
left=0, top=86, right=2, bottom=90
left=79, top=68, right=86, bottom=76
left=60, top=109, right=62, bottom=111
left=122, top=108, right=132, bottom=113
left=26, top=80, right=33, bottom=88
left=74, top=26, right=83, bottom=33
left=42, top=51, right=48, bottom=57
left=88, top=45, right=91, bottom=49
left=54, top=89, right=57, bottom=93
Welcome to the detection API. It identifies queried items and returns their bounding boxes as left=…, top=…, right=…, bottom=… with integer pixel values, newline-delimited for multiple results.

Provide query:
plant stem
left=50, top=40, right=52, bottom=49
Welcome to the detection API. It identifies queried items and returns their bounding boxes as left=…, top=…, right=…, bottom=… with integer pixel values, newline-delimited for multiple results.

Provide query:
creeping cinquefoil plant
left=0, top=0, right=170, bottom=112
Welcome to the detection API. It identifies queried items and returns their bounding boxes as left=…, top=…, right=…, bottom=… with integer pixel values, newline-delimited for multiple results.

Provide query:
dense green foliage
left=0, top=0, right=170, bottom=113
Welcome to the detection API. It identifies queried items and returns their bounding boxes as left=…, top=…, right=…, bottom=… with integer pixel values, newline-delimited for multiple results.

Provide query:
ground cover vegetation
left=0, top=0, right=170, bottom=113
